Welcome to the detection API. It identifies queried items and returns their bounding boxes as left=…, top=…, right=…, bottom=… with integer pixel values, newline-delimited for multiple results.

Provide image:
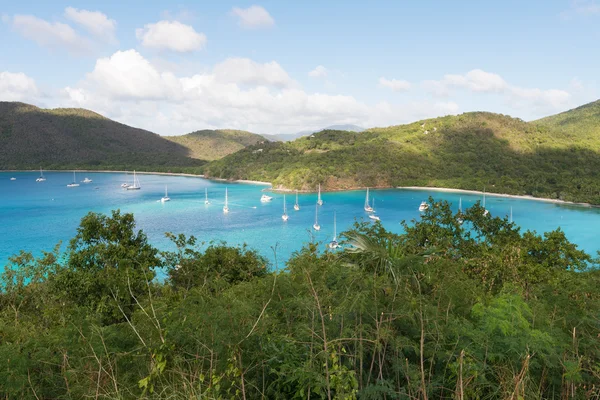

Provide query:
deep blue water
left=1, top=171, right=600, bottom=269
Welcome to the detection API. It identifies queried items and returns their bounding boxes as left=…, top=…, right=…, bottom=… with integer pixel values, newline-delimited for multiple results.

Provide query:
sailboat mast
left=333, top=211, right=337, bottom=240
left=283, top=195, right=287, bottom=213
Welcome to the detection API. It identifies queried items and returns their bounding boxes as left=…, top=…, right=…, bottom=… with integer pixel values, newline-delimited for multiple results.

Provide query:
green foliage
left=204, top=109, right=600, bottom=204
left=1, top=202, right=600, bottom=399
left=165, top=129, right=269, bottom=161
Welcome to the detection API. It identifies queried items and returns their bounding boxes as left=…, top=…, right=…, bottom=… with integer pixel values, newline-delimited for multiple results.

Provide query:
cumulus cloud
left=60, top=50, right=460, bottom=135
left=0, top=71, right=39, bottom=101
left=423, top=69, right=570, bottom=112
left=213, top=58, right=294, bottom=87
left=309, top=66, right=328, bottom=78
left=64, top=7, right=117, bottom=42
left=136, top=21, right=207, bottom=52
left=379, top=77, right=411, bottom=92
left=10, top=14, right=90, bottom=53
left=231, top=5, right=274, bottom=29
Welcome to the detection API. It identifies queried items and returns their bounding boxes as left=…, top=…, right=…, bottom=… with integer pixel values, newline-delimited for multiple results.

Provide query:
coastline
left=397, top=186, right=596, bottom=208
left=3, top=169, right=595, bottom=207
left=2, top=169, right=273, bottom=187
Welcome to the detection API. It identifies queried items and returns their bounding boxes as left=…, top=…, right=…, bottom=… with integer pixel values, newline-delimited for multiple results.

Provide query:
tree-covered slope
left=204, top=109, right=600, bottom=203
left=534, top=99, right=600, bottom=144
left=0, top=102, right=204, bottom=170
left=165, top=129, right=268, bottom=161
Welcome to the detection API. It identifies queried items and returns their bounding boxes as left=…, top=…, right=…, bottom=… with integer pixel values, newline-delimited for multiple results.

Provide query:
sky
left=0, top=0, right=598, bottom=136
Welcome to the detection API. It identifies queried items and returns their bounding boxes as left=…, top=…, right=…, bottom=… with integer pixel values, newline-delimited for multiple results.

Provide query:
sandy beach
left=398, top=186, right=595, bottom=208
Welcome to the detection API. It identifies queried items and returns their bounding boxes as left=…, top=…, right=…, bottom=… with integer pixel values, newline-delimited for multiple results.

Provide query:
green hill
left=204, top=105, right=600, bottom=204
left=165, top=129, right=268, bottom=161
left=534, top=99, right=600, bottom=144
left=0, top=102, right=204, bottom=171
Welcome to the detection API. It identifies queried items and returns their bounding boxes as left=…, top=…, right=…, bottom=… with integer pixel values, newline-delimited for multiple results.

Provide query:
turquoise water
left=1, top=171, right=600, bottom=269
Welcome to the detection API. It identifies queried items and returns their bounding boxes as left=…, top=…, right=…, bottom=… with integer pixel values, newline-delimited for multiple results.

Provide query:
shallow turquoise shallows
left=1, top=172, right=600, bottom=269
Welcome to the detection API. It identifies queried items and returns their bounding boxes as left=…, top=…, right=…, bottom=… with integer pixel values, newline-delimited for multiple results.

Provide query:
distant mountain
left=0, top=102, right=203, bottom=170
left=266, top=124, right=365, bottom=142
left=204, top=105, right=600, bottom=204
left=165, top=129, right=269, bottom=161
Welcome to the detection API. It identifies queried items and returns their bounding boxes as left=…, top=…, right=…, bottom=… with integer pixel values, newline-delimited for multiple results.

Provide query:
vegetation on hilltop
left=204, top=109, right=600, bottom=204
left=0, top=102, right=204, bottom=170
left=165, top=129, right=268, bottom=161
left=1, top=201, right=599, bottom=398
left=534, top=99, right=600, bottom=145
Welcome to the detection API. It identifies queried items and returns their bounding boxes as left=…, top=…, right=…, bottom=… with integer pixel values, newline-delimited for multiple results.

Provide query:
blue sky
left=0, top=0, right=598, bottom=135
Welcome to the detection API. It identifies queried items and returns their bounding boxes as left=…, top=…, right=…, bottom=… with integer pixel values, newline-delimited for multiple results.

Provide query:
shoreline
left=398, top=186, right=596, bottom=208
left=2, top=169, right=273, bottom=187
left=3, top=170, right=595, bottom=207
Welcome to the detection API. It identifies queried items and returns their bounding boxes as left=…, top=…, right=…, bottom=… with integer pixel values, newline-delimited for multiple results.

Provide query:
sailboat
left=126, top=170, right=141, bottom=190
left=36, top=167, right=46, bottom=182
left=161, top=185, right=170, bottom=202
left=482, top=187, right=489, bottom=216
left=457, top=197, right=464, bottom=224
left=282, top=195, right=289, bottom=221
left=317, top=184, right=323, bottom=206
left=121, top=172, right=129, bottom=188
left=369, top=198, right=380, bottom=221
left=204, top=188, right=210, bottom=204
left=294, top=190, right=300, bottom=211
left=67, top=171, right=80, bottom=187
left=328, top=211, right=339, bottom=249
left=313, top=203, right=321, bottom=230
left=364, top=188, right=374, bottom=212
left=419, top=201, right=429, bottom=212
left=223, top=188, right=229, bottom=213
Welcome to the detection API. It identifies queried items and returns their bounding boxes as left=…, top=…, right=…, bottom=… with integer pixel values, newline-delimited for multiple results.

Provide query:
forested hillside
left=0, top=102, right=205, bottom=170
left=165, top=129, right=268, bottom=161
left=1, top=202, right=598, bottom=398
left=204, top=107, right=600, bottom=204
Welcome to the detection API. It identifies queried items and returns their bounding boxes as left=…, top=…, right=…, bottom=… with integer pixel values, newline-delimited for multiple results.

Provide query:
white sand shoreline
left=2, top=169, right=273, bottom=186
left=398, top=186, right=596, bottom=208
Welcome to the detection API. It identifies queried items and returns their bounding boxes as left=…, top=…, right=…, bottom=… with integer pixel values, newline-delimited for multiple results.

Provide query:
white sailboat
left=482, top=187, right=489, bottom=216
left=457, top=197, right=464, bottom=224
left=313, top=203, right=321, bottom=230
left=294, top=190, right=300, bottom=211
left=67, top=171, right=80, bottom=187
left=36, top=167, right=46, bottom=182
left=10, top=177, right=16, bottom=181
left=317, top=184, right=323, bottom=206
left=223, top=188, right=229, bottom=213
left=282, top=195, right=289, bottom=221
left=419, top=201, right=429, bottom=212
left=126, top=170, right=141, bottom=190
left=328, top=211, right=339, bottom=249
left=120, top=172, right=129, bottom=188
left=369, top=198, right=380, bottom=221
left=161, top=185, right=170, bottom=202
left=204, top=188, right=210, bottom=204
left=364, top=188, right=374, bottom=212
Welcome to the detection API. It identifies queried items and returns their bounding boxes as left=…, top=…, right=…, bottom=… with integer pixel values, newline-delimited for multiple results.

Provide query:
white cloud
left=309, top=66, right=328, bottom=78
left=10, top=14, right=90, bottom=53
left=136, top=21, right=206, bottom=52
left=0, top=71, right=39, bottom=101
left=424, top=69, right=570, bottom=113
left=231, top=5, right=274, bottom=29
left=213, top=58, right=294, bottom=87
left=60, top=50, right=458, bottom=135
left=64, top=7, right=117, bottom=42
left=379, top=77, right=411, bottom=92
left=84, top=50, right=181, bottom=99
